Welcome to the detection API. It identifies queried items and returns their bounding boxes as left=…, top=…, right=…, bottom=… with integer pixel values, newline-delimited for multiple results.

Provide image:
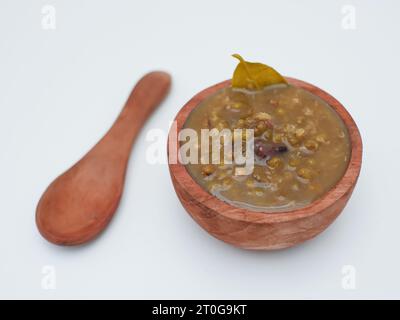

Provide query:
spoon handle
left=96, top=71, right=171, bottom=158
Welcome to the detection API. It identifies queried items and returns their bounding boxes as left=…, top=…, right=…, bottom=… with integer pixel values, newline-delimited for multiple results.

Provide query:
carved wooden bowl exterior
left=168, top=78, right=362, bottom=250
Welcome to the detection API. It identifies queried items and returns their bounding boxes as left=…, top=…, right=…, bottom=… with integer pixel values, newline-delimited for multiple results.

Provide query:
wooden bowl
left=168, top=78, right=362, bottom=250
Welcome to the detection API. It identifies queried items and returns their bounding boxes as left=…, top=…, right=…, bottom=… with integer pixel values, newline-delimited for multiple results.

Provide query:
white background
left=1, top=0, right=399, bottom=299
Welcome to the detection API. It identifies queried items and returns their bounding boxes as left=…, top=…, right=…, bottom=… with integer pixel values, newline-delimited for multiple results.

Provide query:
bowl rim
left=168, top=78, right=362, bottom=224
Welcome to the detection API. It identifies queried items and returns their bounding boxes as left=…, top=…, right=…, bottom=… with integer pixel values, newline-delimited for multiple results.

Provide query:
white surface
left=0, top=0, right=399, bottom=299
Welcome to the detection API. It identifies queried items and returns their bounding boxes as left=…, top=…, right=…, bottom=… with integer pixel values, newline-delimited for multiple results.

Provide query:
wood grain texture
left=168, top=78, right=362, bottom=250
left=36, top=71, right=171, bottom=245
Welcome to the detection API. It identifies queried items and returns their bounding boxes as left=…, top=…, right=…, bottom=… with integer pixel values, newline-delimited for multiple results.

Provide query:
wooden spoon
left=36, top=71, right=171, bottom=245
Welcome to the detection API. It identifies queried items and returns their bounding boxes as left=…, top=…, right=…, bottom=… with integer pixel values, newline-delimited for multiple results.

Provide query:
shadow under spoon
left=36, top=71, right=171, bottom=245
